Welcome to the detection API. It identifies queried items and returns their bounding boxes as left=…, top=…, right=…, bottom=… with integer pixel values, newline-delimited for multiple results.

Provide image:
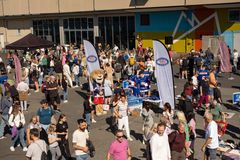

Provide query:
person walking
left=17, top=78, right=29, bottom=111
left=150, top=123, right=171, bottom=160
left=72, top=119, right=89, bottom=160
left=63, top=62, right=73, bottom=88
left=48, top=124, right=62, bottom=160
left=26, top=128, right=47, bottom=160
left=56, top=114, right=71, bottom=160
left=37, top=99, right=54, bottom=132
left=8, top=105, right=28, bottom=152
left=107, top=129, right=132, bottom=160
left=168, top=122, right=190, bottom=160
left=201, top=113, right=219, bottom=160
left=0, top=92, right=13, bottom=140
left=115, top=95, right=133, bottom=141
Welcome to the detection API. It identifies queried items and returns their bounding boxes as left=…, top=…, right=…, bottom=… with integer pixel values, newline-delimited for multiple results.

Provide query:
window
left=229, top=10, right=240, bottom=22
left=98, top=16, right=135, bottom=50
left=33, top=19, right=60, bottom=44
left=140, top=14, right=150, bottom=26
left=63, top=17, right=94, bottom=45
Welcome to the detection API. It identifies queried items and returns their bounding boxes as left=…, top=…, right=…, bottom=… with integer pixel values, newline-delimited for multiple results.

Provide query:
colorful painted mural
left=135, top=8, right=240, bottom=53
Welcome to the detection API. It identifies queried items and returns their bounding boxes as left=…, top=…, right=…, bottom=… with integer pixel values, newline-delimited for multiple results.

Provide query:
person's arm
left=106, top=152, right=111, bottom=160
left=127, top=146, right=132, bottom=160
left=72, top=143, right=88, bottom=153
left=26, top=127, right=32, bottom=145
left=201, top=137, right=212, bottom=151
left=48, top=134, right=61, bottom=144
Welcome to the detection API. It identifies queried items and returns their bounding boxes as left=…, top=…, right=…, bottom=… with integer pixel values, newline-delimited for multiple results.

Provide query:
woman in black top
left=56, top=114, right=71, bottom=160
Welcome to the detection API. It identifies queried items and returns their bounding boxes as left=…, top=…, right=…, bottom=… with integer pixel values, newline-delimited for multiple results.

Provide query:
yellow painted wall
left=217, top=8, right=240, bottom=32
left=136, top=32, right=194, bottom=53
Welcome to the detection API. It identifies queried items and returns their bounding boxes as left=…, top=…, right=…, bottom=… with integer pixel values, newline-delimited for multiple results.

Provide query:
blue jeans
left=76, top=154, right=89, bottom=160
left=85, top=113, right=91, bottom=126
left=74, top=75, right=80, bottom=86
left=61, top=89, right=68, bottom=101
left=11, top=127, right=26, bottom=148
left=38, top=74, right=43, bottom=86
left=0, top=114, right=9, bottom=137
left=205, top=148, right=217, bottom=160
left=41, top=124, right=50, bottom=132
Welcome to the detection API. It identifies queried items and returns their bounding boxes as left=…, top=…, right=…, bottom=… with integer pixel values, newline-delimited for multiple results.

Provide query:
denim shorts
left=208, top=87, right=214, bottom=96
left=205, top=148, right=217, bottom=160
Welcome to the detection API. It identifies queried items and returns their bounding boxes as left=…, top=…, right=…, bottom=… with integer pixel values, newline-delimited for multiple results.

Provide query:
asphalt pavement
left=0, top=65, right=240, bottom=160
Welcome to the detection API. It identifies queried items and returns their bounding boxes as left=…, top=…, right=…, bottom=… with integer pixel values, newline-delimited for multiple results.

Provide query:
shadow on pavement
left=75, top=90, right=88, bottom=99
left=130, top=130, right=143, bottom=142
left=223, top=102, right=240, bottom=112
left=196, top=129, right=205, bottom=138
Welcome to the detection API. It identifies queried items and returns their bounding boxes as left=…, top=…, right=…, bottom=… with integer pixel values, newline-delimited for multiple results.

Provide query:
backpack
left=35, top=142, right=48, bottom=160
left=129, top=57, right=135, bottom=65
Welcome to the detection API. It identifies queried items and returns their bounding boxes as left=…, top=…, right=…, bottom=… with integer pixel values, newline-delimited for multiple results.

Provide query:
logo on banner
left=156, top=57, right=169, bottom=66
left=87, top=55, right=97, bottom=63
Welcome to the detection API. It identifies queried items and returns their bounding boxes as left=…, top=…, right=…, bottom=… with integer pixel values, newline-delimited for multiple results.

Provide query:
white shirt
left=205, top=120, right=219, bottom=149
left=63, top=64, right=71, bottom=76
left=150, top=133, right=171, bottom=160
left=233, top=51, right=239, bottom=62
left=72, top=65, right=79, bottom=75
left=17, top=81, right=29, bottom=92
left=8, top=112, right=25, bottom=128
left=72, top=129, right=89, bottom=155
left=192, top=76, right=198, bottom=90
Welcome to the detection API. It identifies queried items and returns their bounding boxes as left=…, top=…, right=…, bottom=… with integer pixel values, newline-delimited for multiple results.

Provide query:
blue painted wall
left=136, top=11, right=194, bottom=33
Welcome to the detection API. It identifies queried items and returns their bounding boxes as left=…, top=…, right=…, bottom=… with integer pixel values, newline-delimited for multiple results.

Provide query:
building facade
left=0, top=0, right=239, bottom=53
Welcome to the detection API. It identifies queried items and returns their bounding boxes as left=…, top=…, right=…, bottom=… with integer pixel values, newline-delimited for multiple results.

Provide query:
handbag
left=11, top=122, right=17, bottom=137
left=93, top=96, right=104, bottom=105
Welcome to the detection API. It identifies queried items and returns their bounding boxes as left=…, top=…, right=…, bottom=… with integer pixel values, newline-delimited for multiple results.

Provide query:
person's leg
left=66, top=74, right=73, bottom=87
left=11, top=128, right=20, bottom=147
left=56, top=146, right=62, bottom=160
left=35, top=81, right=39, bottom=92
left=118, top=118, right=124, bottom=130
left=19, top=127, right=27, bottom=148
left=123, top=116, right=130, bottom=138
left=0, top=116, right=5, bottom=137
left=24, top=101, right=27, bottom=111
left=20, top=101, right=24, bottom=111
left=208, top=148, right=217, bottom=160
left=50, top=147, right=56, bottom=160
left=85, top=113, right=91, bottom=126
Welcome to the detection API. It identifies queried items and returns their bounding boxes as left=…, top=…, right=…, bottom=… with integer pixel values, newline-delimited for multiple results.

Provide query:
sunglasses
left=116, top=135, right=123, bottom=139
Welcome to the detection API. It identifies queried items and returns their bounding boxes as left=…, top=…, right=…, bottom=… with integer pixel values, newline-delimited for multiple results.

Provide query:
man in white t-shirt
left=72, top=119, right=89, bottom=160
left=201, top=113, right=219, bottom=160
left=150, top=122, right=171, bottom=160
left=26, top=128, right=47, bottom=160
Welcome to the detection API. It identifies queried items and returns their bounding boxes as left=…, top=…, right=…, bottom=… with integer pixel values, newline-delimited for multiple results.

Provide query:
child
left=162, top=103, right=174, bottom=134
left=48, top=124, right=62, bottom=160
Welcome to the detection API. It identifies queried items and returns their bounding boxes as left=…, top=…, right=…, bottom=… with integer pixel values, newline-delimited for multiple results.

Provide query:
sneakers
left=75, top=85, right=79, bottom=88
left=0, top=136, right=6, bottom=140
left=63, top=100, right=68, bottom=103
left=23, top=147, right=28, bottom=152
left=35, top=90, right=39, bottom=93
left=10, top=146, right=15, bottom=151
left=91, top=119, right=97, bottom=123
left=127, top=137, right=133, bottom=141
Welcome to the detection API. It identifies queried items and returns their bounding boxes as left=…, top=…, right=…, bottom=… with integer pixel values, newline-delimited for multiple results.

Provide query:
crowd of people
left=0, top=40, right=239, bottom=160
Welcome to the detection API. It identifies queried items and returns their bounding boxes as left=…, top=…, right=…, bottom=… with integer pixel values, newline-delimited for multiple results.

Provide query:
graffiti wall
left=135, top=8, right=240, bottom=53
